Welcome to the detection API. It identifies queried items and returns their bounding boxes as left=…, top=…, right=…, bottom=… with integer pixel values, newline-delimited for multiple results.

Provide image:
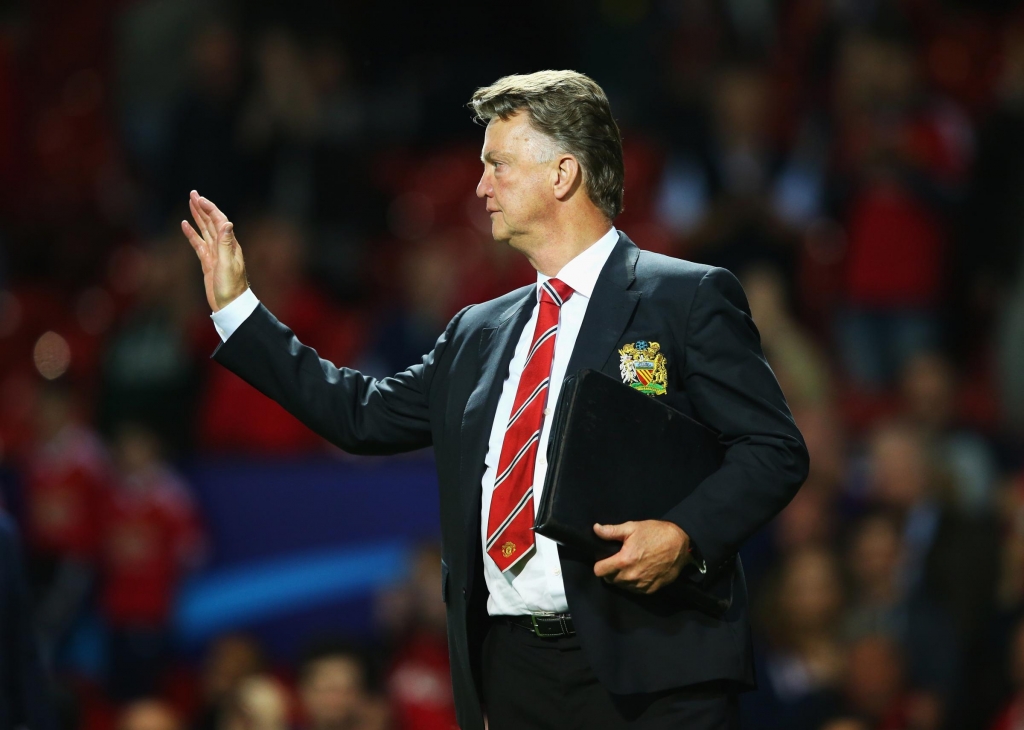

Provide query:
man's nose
left=476, top=171, right=490, bottom=199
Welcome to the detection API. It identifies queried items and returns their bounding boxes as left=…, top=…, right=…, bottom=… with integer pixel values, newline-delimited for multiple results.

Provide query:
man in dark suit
left=182, top=70, right=809, bottom=730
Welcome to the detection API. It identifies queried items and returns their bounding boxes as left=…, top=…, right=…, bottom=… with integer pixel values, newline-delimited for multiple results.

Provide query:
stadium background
left=2, top=0, right=1024, bottom=728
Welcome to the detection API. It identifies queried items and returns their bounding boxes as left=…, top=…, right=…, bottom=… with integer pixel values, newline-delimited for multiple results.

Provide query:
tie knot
left=540, top=278, right=573, bottom=307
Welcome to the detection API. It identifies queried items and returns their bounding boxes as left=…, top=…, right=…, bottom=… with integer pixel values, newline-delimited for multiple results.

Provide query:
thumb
left=594, top=522, right=635, bottom=540
left=218, top=221, right=235, bottom=246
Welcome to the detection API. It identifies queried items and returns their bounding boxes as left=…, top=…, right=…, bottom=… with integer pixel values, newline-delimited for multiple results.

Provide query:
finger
left=189, top=196, right=214, bottom=242
left=594, top=555, right=624, bottom=578
left=181, top=220, right=209, bottom=260
left=190, top=192, right=216, bottom=239
left=198, top=195, right=229, bottom=228
left=594, top=522, right=635, bottom=540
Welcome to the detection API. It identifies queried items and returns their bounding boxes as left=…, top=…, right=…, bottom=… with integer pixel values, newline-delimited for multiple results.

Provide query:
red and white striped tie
left=486, top=278, right=574, bottom=572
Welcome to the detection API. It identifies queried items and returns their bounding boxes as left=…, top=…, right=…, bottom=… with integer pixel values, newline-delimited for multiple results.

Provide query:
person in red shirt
left=21, top=380, right=112, bottom=655
left=383, top=545, right=457, bottom=730
left=100, top=421, right=205, bottom=700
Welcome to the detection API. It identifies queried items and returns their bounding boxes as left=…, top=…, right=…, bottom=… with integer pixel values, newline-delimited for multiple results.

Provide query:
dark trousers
left=481, top=618, right=741, bottom=730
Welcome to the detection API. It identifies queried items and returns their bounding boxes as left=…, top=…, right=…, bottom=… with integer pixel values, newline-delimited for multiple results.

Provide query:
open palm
left=181, top=190, right=248, bottom=312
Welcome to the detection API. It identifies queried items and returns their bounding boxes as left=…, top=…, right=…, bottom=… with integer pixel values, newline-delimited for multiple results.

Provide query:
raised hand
left=181, top=190, right=249, bottom=312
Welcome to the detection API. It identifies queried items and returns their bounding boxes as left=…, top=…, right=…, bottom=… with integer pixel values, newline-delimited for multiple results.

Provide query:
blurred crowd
left=2, top=0, right=1024, bottom=728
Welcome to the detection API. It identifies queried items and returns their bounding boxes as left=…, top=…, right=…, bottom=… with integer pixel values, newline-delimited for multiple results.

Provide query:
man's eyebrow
left=481, top=150, right=512, bottom=163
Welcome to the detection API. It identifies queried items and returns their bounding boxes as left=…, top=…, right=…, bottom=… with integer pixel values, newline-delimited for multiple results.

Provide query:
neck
left=516, top=210, right=612, bottom=277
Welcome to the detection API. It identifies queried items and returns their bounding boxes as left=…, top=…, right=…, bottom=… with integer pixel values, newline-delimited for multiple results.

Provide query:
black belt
left=500, top=612, right=576, bottom=638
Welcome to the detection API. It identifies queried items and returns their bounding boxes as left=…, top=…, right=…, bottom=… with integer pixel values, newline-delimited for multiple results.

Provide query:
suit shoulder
left=634, top=249, right=715, bottom=282
left=453, top=284, right=534, bottom=333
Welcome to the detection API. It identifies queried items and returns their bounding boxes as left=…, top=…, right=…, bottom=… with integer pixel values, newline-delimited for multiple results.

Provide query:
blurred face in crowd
left=848, top=514, right=903, bottom=602
left=228, top=676, right=290, bottom=730
left=203, top=635, right=265, bottom=702
left=113, top=423, right=162, bottom=477
left=777, top=548, right=844, bottom=638
left=843, top=635, right=905, bottom=718
left=476, top=111, right=567, bottom=252
left=867, top=423, right=931, bottom=510
left=792, top=405, right=846, bottom=489
left=119, top=701, right=181, bottom=730
left=774, top=486, right=832, bottom=554
left=713, top=67, right=768, bottom=148
left=243, top=217, right=305, bottom=299
left=900, top=352, right=955, bottom=431
left=300, top=656, right=366, bottom=730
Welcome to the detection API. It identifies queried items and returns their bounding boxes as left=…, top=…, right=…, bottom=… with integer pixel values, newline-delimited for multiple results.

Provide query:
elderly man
left=182, top=70, right=808, bottom=730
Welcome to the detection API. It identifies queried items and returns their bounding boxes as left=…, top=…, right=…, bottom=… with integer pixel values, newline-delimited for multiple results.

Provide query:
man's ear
left=553, top=154, right=582, bottom=201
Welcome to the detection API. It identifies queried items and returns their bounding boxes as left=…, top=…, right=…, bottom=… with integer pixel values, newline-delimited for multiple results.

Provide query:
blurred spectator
left=119, top=701, right=181, bottom=730
left=864, top=419, right=999, bottom=645
left=831, top=31, right=971, bottom=392
left=654, top=62, right=819, bottom=279
left=962, top=24, right=1024, bottom=369
left=899, top=350, right=999, bottom=514
left=21, top=379, right=111, bottom=655
left=837, top=634, right=942, bottom=730
left=0, top=511, right=56, bottom=730
left=360, top=239, right=461, bottom=378
left=221, top=676, right=291, bottom=730
left=101, top=422, right=205, bottom=700
left=742, top=262, right=834, bottom=410
left=194, top=634, right=268, bottom=730
left=197, top=216, right=363, bottom=454
left=162, top=22, right=251, bottom=223
left=97, top=234, right=207, bottom=456
left=742, top=547, right=845, bottom=730
left=298, top=639, right=390, bottom=730
left=842, top=510, right=959, bottom=704
left=376, top=544, right=456, bottom=730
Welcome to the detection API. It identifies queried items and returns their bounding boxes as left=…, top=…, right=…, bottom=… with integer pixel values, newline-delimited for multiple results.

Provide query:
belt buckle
left=530, top=612, right=566, bottom=638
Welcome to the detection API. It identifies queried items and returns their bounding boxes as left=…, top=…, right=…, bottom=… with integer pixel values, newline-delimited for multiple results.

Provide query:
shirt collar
left=536, top=226, right=619, bottom=300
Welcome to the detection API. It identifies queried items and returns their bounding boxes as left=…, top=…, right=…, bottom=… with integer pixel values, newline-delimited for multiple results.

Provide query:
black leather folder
left=535, top=368, right=732, bottom=617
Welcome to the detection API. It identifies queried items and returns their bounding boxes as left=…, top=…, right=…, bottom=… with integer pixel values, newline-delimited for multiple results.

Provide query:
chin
left=490, top=222, right=512, bottom=244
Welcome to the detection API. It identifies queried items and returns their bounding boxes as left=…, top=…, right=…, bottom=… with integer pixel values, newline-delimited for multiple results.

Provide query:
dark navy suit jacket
left=213, top=232, right=810, bottom=730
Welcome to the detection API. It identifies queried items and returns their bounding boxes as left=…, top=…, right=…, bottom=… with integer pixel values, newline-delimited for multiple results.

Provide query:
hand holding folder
left=534, top=369, right=735, bottom=618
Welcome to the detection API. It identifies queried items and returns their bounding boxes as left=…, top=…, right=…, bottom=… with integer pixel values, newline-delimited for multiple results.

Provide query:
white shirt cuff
left=210, top=288, right=260, bottom=342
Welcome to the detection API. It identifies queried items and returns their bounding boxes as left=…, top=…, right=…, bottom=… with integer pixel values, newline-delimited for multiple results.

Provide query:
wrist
left=215, top=281, right=249, bottom=311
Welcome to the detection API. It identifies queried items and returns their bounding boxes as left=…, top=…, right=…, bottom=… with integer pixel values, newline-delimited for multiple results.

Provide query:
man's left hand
left=592, top=520, right=693, bottom=594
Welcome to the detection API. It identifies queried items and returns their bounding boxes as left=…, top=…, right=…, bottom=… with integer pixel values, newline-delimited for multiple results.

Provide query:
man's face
left=476, top=111, right=559, bottom=247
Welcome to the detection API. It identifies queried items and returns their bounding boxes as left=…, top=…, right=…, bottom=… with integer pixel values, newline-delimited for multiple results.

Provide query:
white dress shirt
left=211, top=227, right=620, bottom=616
left=479, top=227, right=618, bottom=615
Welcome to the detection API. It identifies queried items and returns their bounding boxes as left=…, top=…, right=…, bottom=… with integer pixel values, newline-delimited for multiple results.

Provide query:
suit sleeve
left=211, top=303, right=471, bottom=455
left=661, top=267, right=810, bottom=573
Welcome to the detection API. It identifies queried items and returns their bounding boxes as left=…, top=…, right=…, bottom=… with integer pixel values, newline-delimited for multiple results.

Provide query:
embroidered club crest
left=619, top=340, right=668, bottom=396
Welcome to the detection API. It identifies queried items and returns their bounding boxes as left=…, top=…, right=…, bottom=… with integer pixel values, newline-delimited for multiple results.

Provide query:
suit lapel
left=458, top=288, right=535, bottom=545
left=564, top=233, right=642, bottom=377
